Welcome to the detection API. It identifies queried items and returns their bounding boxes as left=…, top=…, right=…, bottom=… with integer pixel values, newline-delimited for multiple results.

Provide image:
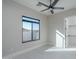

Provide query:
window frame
left=22, top=16, right=40, bottom=43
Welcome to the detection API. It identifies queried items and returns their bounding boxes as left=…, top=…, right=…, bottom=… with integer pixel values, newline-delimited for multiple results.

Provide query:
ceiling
left=12, top=0, right=76, bottom=15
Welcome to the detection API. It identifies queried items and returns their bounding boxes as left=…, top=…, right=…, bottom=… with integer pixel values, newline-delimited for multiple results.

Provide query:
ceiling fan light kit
left=37, top=0, right=64, bottom=14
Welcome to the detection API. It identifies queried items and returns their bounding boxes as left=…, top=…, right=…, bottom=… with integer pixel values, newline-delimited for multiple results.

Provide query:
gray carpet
left=12, top=45, right=76, bottom=59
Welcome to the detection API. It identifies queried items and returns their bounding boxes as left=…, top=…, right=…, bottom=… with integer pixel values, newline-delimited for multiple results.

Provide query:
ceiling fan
left=37, top=0, right=64, bottom=14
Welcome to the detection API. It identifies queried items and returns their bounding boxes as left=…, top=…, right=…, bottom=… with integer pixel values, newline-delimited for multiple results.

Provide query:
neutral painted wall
left=47, top=8, right=76, bottom=47
left=2, top=0, right=48, bottom=57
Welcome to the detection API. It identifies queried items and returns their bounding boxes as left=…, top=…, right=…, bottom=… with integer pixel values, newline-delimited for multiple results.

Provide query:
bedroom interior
left=2, top=0, right=76, bottom=59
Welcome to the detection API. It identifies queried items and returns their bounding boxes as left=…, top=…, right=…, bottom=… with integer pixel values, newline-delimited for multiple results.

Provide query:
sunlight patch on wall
left=56, top=30, right=65, bottom=48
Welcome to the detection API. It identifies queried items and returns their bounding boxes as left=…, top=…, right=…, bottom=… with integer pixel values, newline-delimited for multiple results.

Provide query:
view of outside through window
left=33, top=23, right=39, bottom=40
left=22, top=16, right=40, bottom=43
left=23, top=21, right=32, bottom=41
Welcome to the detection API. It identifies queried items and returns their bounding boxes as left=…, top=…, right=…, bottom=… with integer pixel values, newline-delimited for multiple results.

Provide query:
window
left=22, top=16, right=40, bottom=43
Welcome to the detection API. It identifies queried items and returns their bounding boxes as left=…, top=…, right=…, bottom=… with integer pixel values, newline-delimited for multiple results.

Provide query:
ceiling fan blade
left=53, top=7, right=64, bottom=9
left=38, top=2, right=49, bottom=7
left=41, top=8, right=49, bottom=12
left=52, top=0, right=59, bottom=6
left=50, top=0, right=52, bottom=5
left=50, top=10, right=54, bottom=14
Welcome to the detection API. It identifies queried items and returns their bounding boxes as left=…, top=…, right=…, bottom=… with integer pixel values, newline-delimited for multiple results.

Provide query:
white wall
left=47, top=8, right=76, bottom=47
left=2, top=0, right=48, bottom=57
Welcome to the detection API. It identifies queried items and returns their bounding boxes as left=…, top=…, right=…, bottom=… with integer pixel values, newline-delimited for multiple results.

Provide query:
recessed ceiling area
left=12, top=0, right=76, bottom=15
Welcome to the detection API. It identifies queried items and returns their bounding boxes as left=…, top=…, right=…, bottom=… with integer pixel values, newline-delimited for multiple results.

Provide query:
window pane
left=23, top=21, right=32, bottom=42
left=33, top=23, right=39, bottom=40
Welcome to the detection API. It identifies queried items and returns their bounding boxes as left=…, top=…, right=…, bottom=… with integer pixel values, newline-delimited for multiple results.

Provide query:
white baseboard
left=3, top=42, right=47, bottom=59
